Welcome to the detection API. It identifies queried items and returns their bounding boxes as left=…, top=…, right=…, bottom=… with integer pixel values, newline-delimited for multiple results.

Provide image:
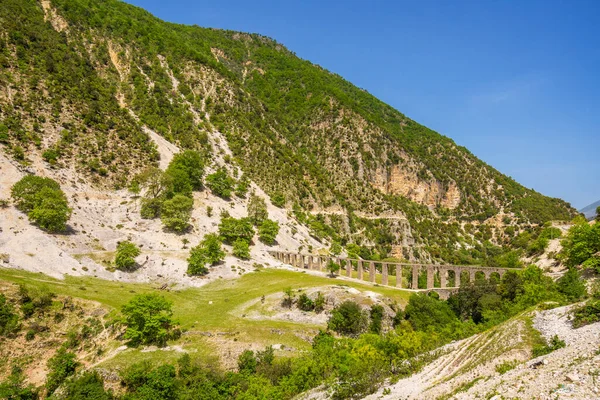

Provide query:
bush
left=114, top=241, right=141, bottom=271
left=314, top=292, right=326, bottom=313
left=219, top=216, right=254, bottom=244
left=162, top=167, right=193, bottom=198
left=248, top=194, right=268, bottom=225
left=232, top=239, right=250, bottom=260
left=495, top=360, right=519, bottom=374
left=258, top=219, right=279, bottom=245
left=572, top=299, right=600, bottom=328
left=187, top=234, right=224, bottom=275
left=61, top=371, right=114, bottom=400
left=369, top=304, right=384, bottom=334
left=327, top=301, right=368, bottom=336
left=557, top=268, right=587, bottom=301
left=206, top=168, right=235, bottom=198
left=270, top=192, right=286, bottom=208
left=0, top=366, right=38, bottom=399
left=140, top=197, right=163, bottom=219
left=121, top=294, right=179, bottom=347
left=238, top=350, right=257, bottom=374
left=297, top=293, right=314, bottom=311
left=46, top=348, right=78, bottom=395
left=532, top=334, right=565, bottom=357
left=0, top=294, right=19, bottom=337
left=11, top=175, right=71, bottom=232
left=160, top=194, right=193, bottom=232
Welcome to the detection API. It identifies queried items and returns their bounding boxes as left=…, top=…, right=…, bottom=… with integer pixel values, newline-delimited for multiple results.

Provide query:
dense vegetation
left=0, top=0, right=577, bottom=263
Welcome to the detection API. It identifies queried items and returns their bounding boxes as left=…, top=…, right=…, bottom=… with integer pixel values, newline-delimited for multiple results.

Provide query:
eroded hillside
left=0, top=0, right=577, bottom=266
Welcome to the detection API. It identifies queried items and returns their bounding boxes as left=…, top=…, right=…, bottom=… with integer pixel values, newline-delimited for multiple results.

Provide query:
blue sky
left=127, top=0, right=600, bottom=209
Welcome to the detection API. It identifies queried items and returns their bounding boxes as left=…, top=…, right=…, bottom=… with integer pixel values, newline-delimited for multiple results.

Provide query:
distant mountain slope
left=580, top=200, right=600, bottom=220
left=0, top=0, right=577, bottom=264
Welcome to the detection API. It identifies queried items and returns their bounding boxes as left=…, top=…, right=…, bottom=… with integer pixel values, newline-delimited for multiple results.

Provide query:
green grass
left=0, top=267, right=411, bottom=367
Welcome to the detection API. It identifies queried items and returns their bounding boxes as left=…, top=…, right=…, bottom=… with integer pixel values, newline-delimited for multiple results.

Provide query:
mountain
left=0, top=0, right=577, bottom=265
left=580, top=200, right=600, bottom=220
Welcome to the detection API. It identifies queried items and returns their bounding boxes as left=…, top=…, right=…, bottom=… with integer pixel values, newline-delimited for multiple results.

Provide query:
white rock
left=565, top=373, right=580, bottom=382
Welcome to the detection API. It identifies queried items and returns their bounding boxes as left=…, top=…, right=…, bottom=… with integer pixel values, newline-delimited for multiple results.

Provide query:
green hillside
left=0, top=0, right=576, bottom=264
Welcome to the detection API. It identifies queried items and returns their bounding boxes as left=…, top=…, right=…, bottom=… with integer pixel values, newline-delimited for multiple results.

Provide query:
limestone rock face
left=373, top=164, right=461, bottom=210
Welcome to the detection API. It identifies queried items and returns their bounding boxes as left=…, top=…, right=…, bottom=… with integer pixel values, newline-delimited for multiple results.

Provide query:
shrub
left=140, top=197, right=163, bottom=219
left=160, top=194, right=193, bottom=232
left=235, top=175, right=250, bottom=198
left=572, top=299, right=600, bottom=328
left=42, top=148, right=61, bottom=165
left=327, top=301, right=368, bottom=336
left=495, top=360, right=519, bottom=374
left=206, top=167, right=235, bottom=198
left=248, top=194, right=268, bottom=225
left=258, top=219, right=279, bottom=245
left=270, top=192, right=285, bottom=208
left=121, top=294, right=179, bottom=347
left=219, top=216, right=254, bottom=244
left=369, top=304, right=384, bottom=334
left=0, top=294, right=19, bottom=337
left=114, top=241, right=141, bottom=271
left=61, top=371, right=114, bottom=400
left=238, top=350, right=257, bottom=374
left=532, top=334, right=565, bottom=357
left=0, top=366, right=38, bottom=399
left=11, top=175, right=71, bottom=232
left=297, top=293, right=314, bottom=311
left=46, top=348, right=79, bottom=395
left=557, top=267, right=587, bottom=301
left=232, top=239, right=250, bottom=260
left=314, top=292, right=326, bottom=313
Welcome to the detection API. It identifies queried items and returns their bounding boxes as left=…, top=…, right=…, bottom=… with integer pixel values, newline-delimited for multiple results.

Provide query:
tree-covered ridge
left=0, top=0, right=577, bottom=263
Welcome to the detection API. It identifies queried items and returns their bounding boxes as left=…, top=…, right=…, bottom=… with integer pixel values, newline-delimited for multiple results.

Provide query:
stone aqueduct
left=269, top=251, right=515, bottom=290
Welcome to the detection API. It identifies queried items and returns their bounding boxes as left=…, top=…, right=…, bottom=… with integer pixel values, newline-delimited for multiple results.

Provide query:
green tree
left=232, top=239, right=250, bottom=260
left=187, top=234, right=224, bottom=275
left=162, top=167, right=193, bottom=198
left=330, top=242, right=342, bottom=256
left=326, top=260, right=340, bottom=277
left=235, top=174, right=250, bottom=198
left=404, top=293, right=459, bottom=333
left=270, top=192, right=286, bottom=208
left=11, top=175, right=60, bottom=213
left=596, top=206, right=600, bottom=222
left=327, top=300, right=368, bottom=336
left=121, top=294, right=179, bottom=347
left=166, top=150, right=204, bottom=190
left=258, top=219, right=279, bottom=245
left=219, top=216, right=254, bottom=244
left=247, top=194, right=268, bottom=225
left=206, top=168, right=235, bottom=198
left=160, top=194, right=193, bottom=232
left=560, top=217, right=600, bottom=272
left=28, top=187, right=71, bottom=232
left=114, top=241, right=141, bottom=271
left=11, top=175, right=71, bottom=232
